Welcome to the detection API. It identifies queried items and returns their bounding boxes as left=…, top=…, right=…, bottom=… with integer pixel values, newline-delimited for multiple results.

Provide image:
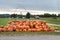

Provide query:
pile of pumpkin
left=0, top=20, right=58, bottom=32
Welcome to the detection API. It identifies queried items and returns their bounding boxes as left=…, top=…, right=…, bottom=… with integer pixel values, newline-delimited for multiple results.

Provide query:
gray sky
left=0, top=0, right=59, bottom=11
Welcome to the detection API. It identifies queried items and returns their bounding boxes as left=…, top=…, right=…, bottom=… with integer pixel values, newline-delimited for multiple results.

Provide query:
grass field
left=39, top=18, right=60, bottom=25
left=0, top=18, right=60, bottom=26
left=30, top=18, right=60, bottom=24
left=0, top=18, right=60, bottom=29
left=0, top=31, right=60, bottom=36
left=0, top=18, right=60, bottom=35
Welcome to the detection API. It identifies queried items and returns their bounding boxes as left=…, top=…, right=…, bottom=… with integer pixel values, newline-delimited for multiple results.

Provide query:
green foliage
left=51, top=14, right=57, bottom=19
left=58, top=14, right=60, bottom=17
left=26, top=12, right=31, bottom=19
left=51, top=14, right=57, bottom=17
left=11, top=14, right=17, bottom=18
left=43, top=13, right=51, bottom=17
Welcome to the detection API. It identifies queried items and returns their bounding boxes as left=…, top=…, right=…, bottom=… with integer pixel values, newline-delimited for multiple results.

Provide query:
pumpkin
left=31, top=28, right=36, bottom=32
left=7, top=27, right=13, bottom=32
left=23, top=29, right=27, bottom=31
left=0, top=28, right=2, bottom=31
left=16, top=29, right=20, bottom=32
left=28, top=28, right=32, bottom=32
left=19, top=29, right=22, bottom=31
left=3, top=28, right=7, bottom=32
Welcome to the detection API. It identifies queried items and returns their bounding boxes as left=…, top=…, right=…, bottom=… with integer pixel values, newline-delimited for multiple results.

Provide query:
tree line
left=0, top=12, right=60, bottom=19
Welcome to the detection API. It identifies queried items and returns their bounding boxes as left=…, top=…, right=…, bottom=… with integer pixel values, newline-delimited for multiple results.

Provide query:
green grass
left=0, top=31, right=60, bottom=36
left=0, top=18, right=22, bottom=26
left=53, top=26, right=60, bottom=30
left=39, top=18, right=60, bottom=25
left=29, top=18, right=60, bottom=25
left=0, top=18, right=13, bottom=26
left=0, top=18, right=60, bottom=26
left=0, top=18, right=60, bottom=35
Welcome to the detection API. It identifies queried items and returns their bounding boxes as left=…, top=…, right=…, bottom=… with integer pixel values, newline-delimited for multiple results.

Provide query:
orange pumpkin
left=16, top=29, right=20, bottom=32
left=23, top=29, right=27, bottom=31
left=19, top=29, right=22, bottom=31
left=3, top=28, right=7, bottom=32
left=36, top=28, right=42, bottom=32
left=28, top=28, right=32, bottom=32
left=30, top=28, right=36, bottom=32
left=0, top=28, right=2, bottom=31
left=7, top=27, right=13, bottom=32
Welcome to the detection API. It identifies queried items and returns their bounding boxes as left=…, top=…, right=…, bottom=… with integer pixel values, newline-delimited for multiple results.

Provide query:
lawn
left=0, top=18, right=60, bottom=35
left=0, top=18, right=60, bottom=29
left=0, top=18, right=22, bottom=26
left=39, top=18, right=60, bottom=25
left=0, top=31, right=60, bottom=36
left=29, top=18, right=60, bottom=25
left=0, top=18, right=60, bottom=26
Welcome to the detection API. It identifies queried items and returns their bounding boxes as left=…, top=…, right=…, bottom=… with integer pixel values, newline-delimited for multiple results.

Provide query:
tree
left=26, top=12, right=31, bottom=19
left=58, top=14, right=60, bottom=17
left=51, top=14, right=57, bottom=19
left=51, top=14, right=56, bottom=17
left=44, top=13, right=51, bottom=17
left=11, top=14, right=17, bottom=18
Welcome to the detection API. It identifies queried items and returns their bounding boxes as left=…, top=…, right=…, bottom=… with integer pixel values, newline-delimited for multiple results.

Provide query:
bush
left=11, top=14, right=17, bottom=18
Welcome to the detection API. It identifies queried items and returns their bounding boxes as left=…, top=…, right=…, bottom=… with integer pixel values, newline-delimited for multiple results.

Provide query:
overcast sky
left=0, top=0, right=60, bottom=11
